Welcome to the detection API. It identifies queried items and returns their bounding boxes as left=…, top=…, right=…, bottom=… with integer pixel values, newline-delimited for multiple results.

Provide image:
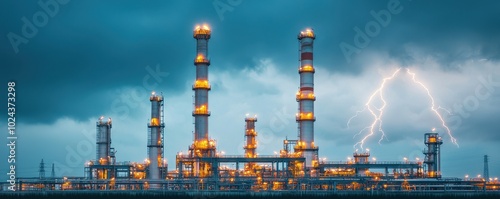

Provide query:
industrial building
left=5, top=24, right=500, bottom=193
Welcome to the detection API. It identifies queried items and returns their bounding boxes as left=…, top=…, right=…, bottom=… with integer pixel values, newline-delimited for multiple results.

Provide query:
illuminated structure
left=188, top=24, right=216, bottom=177
left=353, top=151, right=370, bottom=176
left=147, top=92, right=166, bottom=181
left=96, top=116, right=112, bottom=166
left=94, top=116, right=115, bottom=180
left=243, top=116, right=257, bottom=172
left=295, top=28, right=318, bottom=170
left=423, top=132, right=443, bottom=178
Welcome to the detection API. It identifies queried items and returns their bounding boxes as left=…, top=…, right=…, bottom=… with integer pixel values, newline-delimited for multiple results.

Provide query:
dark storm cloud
left=1, top=1, right=201, bottom=123
left=1, top=0, right=500, bottom=126
left=345, top=0, right=500, bottom=68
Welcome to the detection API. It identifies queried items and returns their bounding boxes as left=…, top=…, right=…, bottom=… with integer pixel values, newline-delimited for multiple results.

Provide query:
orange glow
left=195, top=54, right=209, bottom=64
left=193, top=139, right=216, bottom=150
left=194, top=24, right=211, bottom=36
left=296, top=91, right=316, bottom=100
left=193, top=79, right=210, bottom=89
left=299, top=29, right=315, bottom=38
left=193, top=104, right=209, bottom=115
left=245, top=129, right=257, bottom=136
left=296, top=112, right=315, bottom=120
left=150, top=118, right=159, bottom=126
left=299, top=65, right=315, bottom=72
left=150, top=94, right=162, bottom=101
left=98, top=158, right=108, bottom=165
left=312, top=160, right=319, bottom=167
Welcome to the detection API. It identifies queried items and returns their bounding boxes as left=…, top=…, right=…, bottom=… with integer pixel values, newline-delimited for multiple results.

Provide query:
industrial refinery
left=4, top=24, right=500, bottom=194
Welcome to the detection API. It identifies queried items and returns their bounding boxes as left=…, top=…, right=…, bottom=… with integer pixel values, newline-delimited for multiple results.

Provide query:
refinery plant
left=3, top=24, right=500, bottom=194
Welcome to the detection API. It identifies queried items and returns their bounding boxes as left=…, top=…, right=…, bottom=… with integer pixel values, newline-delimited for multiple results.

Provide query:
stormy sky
left=1, top=0, right=499, bottom=180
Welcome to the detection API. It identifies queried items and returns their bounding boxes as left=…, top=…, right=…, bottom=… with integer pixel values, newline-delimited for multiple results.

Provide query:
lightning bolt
left=348, top=68, right=459, bottom=150
left=406, top=68, right=458, bottom=147
left=350, top=68, right=401, bottom=149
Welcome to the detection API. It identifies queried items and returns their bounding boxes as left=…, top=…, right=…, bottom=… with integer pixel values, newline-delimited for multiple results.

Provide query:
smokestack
left=147, top=91, right=165, bottom=180
left=96, top=116, right=112, bottom=165
left=295, top=29, right=318, bottom=169
left=190, top=24, right=216, bottom=177
left=191, top=24, right=216, bottom=156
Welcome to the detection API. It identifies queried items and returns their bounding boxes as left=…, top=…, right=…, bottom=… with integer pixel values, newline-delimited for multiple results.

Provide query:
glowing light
left=202, top=24, right=210, bottom=30
left=347, top=68, right=458, bottom=149
left=300, top=28, right=315, bottom=38
left=194, top=79, right=210, bottom=89
left=299, top=65, right=315, bottom=72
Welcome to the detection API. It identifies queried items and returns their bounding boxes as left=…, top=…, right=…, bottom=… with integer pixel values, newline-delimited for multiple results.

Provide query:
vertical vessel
left=96, top=116, right=112, bottom=179
left=244, top=116, right=257, bottom=172
left=295, top=29, right=319, bottom=170
left=423, top=132, right=443, bottom=178
left=148, top=91, right=165, bottom=181
left=96, top=116, right=112, bottom=166
left=190, top=24, right=216, bottom=177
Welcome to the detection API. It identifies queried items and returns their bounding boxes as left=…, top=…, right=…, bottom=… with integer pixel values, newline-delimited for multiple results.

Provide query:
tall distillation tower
left=244, top=116, right=258, bottom=172
left=190, top=24, right=216, bottom=177
left=96, top=116, right=112, bottom=179
left=295, top=29, right=319, bottom=170
left=423, top=132, right=443, bottom=178
left=147, top=92, right=165, bottom=180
